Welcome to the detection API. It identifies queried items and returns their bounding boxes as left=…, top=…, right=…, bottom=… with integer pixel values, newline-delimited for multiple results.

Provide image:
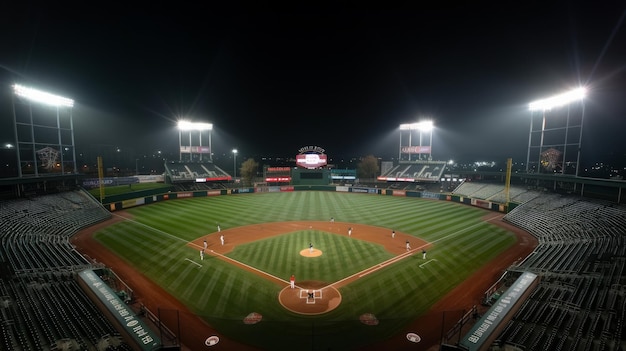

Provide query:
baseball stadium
left=1, top=85, right=626, bottom=351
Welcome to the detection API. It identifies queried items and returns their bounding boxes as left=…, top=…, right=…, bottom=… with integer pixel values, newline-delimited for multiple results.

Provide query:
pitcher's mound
left=300, top=249, right=322, bottom=257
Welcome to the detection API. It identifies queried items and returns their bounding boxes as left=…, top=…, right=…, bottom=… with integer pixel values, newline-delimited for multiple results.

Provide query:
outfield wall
left=103, top=184, right=510, bottom=213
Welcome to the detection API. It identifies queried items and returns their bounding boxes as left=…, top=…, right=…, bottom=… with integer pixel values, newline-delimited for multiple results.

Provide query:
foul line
left=205, top=249, right=289, bottom=285
left=324, top=216, right=502, bottom=290
left=112, top=213, right=290, bottom=285
left=112, top=213, right=193, bottom=246
left=185, top=258, right=202, bottom=267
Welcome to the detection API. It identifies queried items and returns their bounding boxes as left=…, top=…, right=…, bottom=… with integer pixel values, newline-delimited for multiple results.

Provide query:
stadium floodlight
left=528, top=87, right=586, bottom=111
left=526, top=87, right=586, bottom=176
left=177, top=120, right=213, bottom=161
left=399, top=120, right=434, bottom=161
left=177, top=120, right=213, bottom=131
left=399, top=120, right=433, bottom=131
left=13, top=84, right=74, bottom=107
left=416, top=120, right=433, bottom=131
left=11, top=84, right=77, bottom=177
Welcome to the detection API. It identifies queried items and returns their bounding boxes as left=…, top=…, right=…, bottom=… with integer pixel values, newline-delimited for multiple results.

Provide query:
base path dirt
left=72, top=212, right=537, bottom=351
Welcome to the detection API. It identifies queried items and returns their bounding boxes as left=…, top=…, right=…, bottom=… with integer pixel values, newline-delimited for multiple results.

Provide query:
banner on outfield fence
left=351, top=187, right=378, bottom=194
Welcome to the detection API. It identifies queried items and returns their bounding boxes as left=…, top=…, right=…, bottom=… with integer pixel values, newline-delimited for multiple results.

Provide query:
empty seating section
left=497, top=193, right=626, bottom=350
left=452, top=182, right=544, bottom=203
left=0, top=190, right=133, bottom=349
left=172, top=181, right=226, bottom=192
left=380, top=161, right=447, bottom=181
left=453, top=181, right=502, bottom=199
left=165, top=161, right=230, bottom=181
left=0, top=191, right=110, bottom=273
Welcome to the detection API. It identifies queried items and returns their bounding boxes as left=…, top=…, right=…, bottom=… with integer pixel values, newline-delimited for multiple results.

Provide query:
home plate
left=406, top=332, right=421, bottom=343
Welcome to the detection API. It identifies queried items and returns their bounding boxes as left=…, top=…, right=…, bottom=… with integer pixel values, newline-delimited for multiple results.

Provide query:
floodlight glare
left=13, top=84, right=74, bottom=107
left=417, top=120, right=433, bottom=131
left=529, top=87, right=586, bottom=111
left=177, top=120, right=213, bottom=131
left=195, top=122, right=213, bottom=131
left=399, top=120, right=433, bottom=131
left=178, top=120, right=192, bottom=130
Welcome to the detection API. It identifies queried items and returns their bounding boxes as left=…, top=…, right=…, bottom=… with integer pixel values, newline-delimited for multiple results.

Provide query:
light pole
left=232, top=149, right=238, bottom=179
left=177, top=120, right=213, bottom=162
left=527, top=87, right=586, bottom=175
left=12, top=84, right=75, bottom=177
left=399, top=120, right=434, bottom=161
left=135, top=158, right=139, bottom=175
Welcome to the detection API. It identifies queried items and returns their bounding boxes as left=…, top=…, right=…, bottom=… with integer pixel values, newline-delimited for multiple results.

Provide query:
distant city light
left=13, top=84, right=74, bottom=107
left=528, top=87, right=586, bottom=111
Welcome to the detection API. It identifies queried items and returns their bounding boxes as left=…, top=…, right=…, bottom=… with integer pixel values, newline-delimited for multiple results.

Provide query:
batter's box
left=299, top=289, right=323, bottom=304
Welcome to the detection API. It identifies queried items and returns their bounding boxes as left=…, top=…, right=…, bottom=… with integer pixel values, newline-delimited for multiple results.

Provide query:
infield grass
left=94, top=191, right=516, bottom=350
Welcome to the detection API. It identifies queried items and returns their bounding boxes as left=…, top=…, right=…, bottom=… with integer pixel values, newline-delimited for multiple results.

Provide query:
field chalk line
left=112, top=212, right=288, bottom=284
left=419, top=259, right=437, bottom=268
left=185, top=258, right=202, bottom=267
left=328, top=215, right=501, bottom=289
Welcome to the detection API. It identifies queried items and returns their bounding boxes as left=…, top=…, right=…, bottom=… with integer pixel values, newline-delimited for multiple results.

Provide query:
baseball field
left=72, top=191, right=530, bottom=350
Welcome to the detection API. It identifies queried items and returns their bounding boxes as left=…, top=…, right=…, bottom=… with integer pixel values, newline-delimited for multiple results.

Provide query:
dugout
left=291, top=168, right=330, bottom=185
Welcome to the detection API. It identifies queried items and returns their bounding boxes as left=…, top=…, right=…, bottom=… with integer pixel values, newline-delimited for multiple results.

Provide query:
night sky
left=1, top=3, right=625, bottom=169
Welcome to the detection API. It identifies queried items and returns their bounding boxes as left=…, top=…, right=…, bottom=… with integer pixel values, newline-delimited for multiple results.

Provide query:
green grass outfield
left=94, top=191, right=516, bottom=350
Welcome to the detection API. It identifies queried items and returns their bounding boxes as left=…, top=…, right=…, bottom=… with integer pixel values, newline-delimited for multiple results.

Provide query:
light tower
left=177, top=120, right=213, bottom=162
left=527, top=87, right=586, bottom=175
left=399, top=120, right=433, bottom=162
left=11, top=84, right=76, bottom=178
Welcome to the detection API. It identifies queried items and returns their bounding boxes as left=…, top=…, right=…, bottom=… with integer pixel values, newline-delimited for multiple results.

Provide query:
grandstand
left=164, top=161, right=230, bottom=183
left=0, top=188, right=168, bottom=350
left=163, top=161, right=231, bottom=192
left=452, top=182, right=626, bottom=351
left=377, top=160, right=447, bottom=183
